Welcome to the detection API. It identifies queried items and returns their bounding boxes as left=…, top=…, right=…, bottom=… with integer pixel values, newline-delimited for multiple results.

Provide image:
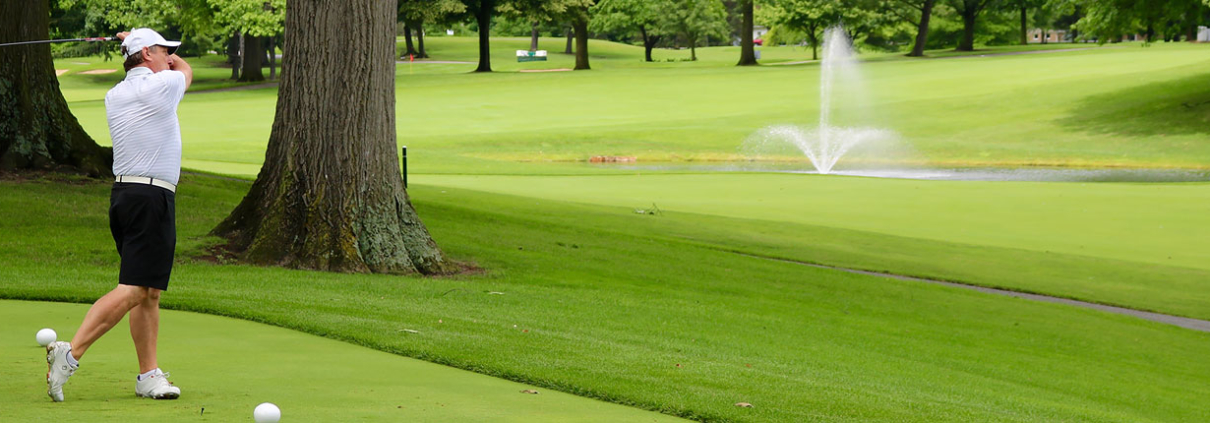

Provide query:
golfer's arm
left=170, top=55, right=193, bottom=89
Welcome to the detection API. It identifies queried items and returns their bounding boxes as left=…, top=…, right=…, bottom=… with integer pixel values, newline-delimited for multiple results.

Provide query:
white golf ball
left=253, top=402, right=281, bottom=423
left=36, top=328, right=56, bottom=347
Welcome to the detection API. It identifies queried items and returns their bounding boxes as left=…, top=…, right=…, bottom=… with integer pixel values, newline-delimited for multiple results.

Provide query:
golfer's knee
left=145, top=288, right=161, bottom=303
left=116, top=285, right=153, bottom=304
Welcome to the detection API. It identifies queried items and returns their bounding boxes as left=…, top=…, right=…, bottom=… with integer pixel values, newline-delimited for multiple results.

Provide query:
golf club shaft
left=0, top=37, right=115, bottom=48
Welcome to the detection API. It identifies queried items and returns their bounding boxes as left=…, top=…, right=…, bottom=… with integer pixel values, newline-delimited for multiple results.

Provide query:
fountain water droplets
left=746, top=26, right=896, bottom=174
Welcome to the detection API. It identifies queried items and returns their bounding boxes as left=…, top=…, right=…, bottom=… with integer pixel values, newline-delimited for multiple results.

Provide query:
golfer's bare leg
left=129, top=288, right=161, bottom=373
left=69, top=285, right=150, bottom=360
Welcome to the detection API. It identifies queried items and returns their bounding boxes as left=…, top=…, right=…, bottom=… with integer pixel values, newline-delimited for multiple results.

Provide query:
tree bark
left=474, top=0, right=494, bottom=72
left=690, top=39, right=697, bottom=61
left=530, top=21, right=540, bottom=51
left=571, top=17, right=590, bottom=70
left=958, top=10, right=977, bottom=51
left=565, top=26, right=574, bottom=54
left=1187, top=3, right=1200, bottom=42
left=267, top=36, right=277, bottom=80
left=240, top=33, right=265, bottom=81
left=1019, top=6, right=1028, bottom=45
left=403, top=21, right=417, bottom=57
left=417, top=22, right=428, bottom=58
left=574, top=17, right=590, bottom=70
left=737, top=0, right=757, bottom=66
left=0, top=0, right=111, bottom=176
left=908, top=0, right=935, bottom=57
left=228, top=31, right=242, bottom=80
left=640, top=26, right=658, bottom=62
left=808, top=28, right=819, bottom=60
left=212, top=0, right=450, bottom=275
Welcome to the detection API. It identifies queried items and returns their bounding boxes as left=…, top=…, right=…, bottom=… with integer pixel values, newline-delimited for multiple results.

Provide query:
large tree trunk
left=1187, top=4, right=1200, bottom=42
left=640, top=26, right=658, bottom=62
left=240, top=33, right=265, bottom=81
left=958, top=10, right=977, bottom=51
left=474, top=0, right=494, bottom=72
left=228, top=31, right=242, bottom=80
left=1020, top=6, right=1028, bottom=45
left=212, top=0, right=450, bottom=275
left=403, top=21, right=417, bottom=57
left=573, top=17, right=590, bottom=70
left=530, top=21, right=540, bottom=51
left=737, top=0, right=757, bottom=66
left=0, top=0, right=111, bottom=176
left=908, top=0, right=935, bottom=57
left=808, top=29, right=819, bottom=60
left=417, top=22, right=428, bottom=58
left=564, top=26, right=574, bottom=54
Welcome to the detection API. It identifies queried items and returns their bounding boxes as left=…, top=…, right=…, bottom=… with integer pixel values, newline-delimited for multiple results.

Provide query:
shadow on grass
left=1058, top=73, right=1210, bottom=136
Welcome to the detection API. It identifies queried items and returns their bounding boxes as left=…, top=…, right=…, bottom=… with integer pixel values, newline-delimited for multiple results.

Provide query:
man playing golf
left=45, top=28, right=192, bottom=402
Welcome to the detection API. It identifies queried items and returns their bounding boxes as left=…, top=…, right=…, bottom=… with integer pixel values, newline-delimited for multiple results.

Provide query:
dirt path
left=190, top=82, right=278, bottom=94
left=928, top=47, right=1111, bottom=60
left=767, top=47, right=1110, bottom=66
left=740, top=252, right=1210, bottom=332
left=395, top=60, right=475, bottom=64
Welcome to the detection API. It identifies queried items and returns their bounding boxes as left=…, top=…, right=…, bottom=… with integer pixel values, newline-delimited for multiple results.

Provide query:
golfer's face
left=143, top=46, right=171, bottom=72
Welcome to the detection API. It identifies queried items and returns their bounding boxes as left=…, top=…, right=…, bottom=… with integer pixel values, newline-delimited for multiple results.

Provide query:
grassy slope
left=56, top=38, right=1210, bottom=173
left=0, top=300, right=690, bottom=422
left=1, top=175, right=1209, bottom=423
left=29, top=38, right=1210, bottom=422
left=418, top=173, right=1210, bottom=319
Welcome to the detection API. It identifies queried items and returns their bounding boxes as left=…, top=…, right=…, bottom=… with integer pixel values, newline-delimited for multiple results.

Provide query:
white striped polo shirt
left=106, top=67, right=187, bottom=186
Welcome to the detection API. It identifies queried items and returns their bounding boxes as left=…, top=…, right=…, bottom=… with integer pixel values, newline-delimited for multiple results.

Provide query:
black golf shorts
left=109, top=183, right=176, bottom=291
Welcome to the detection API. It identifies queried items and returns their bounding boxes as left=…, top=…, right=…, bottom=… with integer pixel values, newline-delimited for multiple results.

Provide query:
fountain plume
left=745, top=26, right=897, bottom=174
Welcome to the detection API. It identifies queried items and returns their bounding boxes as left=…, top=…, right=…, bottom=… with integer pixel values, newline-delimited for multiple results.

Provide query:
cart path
left=768, top=47, right=1112, bottom=66
left=739, top=252, right=1210, bottom=333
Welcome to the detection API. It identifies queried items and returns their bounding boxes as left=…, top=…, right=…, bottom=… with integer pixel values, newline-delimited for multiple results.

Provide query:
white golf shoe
left=46, top=341, right=77, bottom=402
left=135, top=369, right=180, bottom=399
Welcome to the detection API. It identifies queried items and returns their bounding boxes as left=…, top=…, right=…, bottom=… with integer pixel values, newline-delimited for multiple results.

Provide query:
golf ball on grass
left=254, top=402, right=281, bottom=422
left=36, top=328, right=56, bottom=347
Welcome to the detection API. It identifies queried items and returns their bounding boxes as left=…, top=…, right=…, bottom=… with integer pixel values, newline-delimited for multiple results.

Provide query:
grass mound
left=2, top=174, right=1208, bottom=422
left=0, top=300, right=688, bottom=422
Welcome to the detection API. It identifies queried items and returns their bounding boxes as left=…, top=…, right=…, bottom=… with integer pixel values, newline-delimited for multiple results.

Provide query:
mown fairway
left=5, top=37, right=1205, bottom=422
left=0, top=300, right=691, bottom=422
left=2, top=175, right=1209, bottom=422
left=60, top=37, right=1210, bottom=172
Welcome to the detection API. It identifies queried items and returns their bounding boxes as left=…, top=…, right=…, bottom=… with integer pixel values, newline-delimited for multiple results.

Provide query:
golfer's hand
left=116, top=32, right=130, bottom=41
left=168, top=54, right=193, bottom=89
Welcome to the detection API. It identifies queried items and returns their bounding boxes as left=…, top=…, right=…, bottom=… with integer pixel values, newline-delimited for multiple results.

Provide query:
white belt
left=115, top=175, right=176, bottom=193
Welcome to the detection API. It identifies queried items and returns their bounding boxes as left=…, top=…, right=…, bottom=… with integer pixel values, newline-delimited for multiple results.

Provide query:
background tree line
left=47, top=0, right=1210, bottom=73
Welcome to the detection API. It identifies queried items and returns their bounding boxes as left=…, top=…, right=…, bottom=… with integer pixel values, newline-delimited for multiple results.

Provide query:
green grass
left=416, top=173, right=1210, bottom=319
left=24, top=37, right=1210, bottom=421
left=55, top=38, right=1210, bottom=173
left=54, top=55, right=270, bottom=102
left=0, top=300, right=690, bottom=422
left=2, top=175, right=1209, bottom=423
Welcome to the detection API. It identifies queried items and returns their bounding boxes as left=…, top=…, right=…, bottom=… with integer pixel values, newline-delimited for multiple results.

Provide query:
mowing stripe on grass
left=736, top=252, right=1210, bottom=333
left=0, top=300, right=691, bottom=423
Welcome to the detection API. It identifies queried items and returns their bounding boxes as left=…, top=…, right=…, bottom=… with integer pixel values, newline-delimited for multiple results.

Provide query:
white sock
left=65, top=348, right=79, bottom=367
left=138, top=368, right=161, bottom=381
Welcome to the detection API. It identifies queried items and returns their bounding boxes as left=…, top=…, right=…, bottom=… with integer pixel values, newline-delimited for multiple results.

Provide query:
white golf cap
left=120, top=28, right=181, bottom=58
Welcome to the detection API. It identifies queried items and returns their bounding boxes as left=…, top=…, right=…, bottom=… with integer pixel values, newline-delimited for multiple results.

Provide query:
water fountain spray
left=747, top=26, right=895, bottom=174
